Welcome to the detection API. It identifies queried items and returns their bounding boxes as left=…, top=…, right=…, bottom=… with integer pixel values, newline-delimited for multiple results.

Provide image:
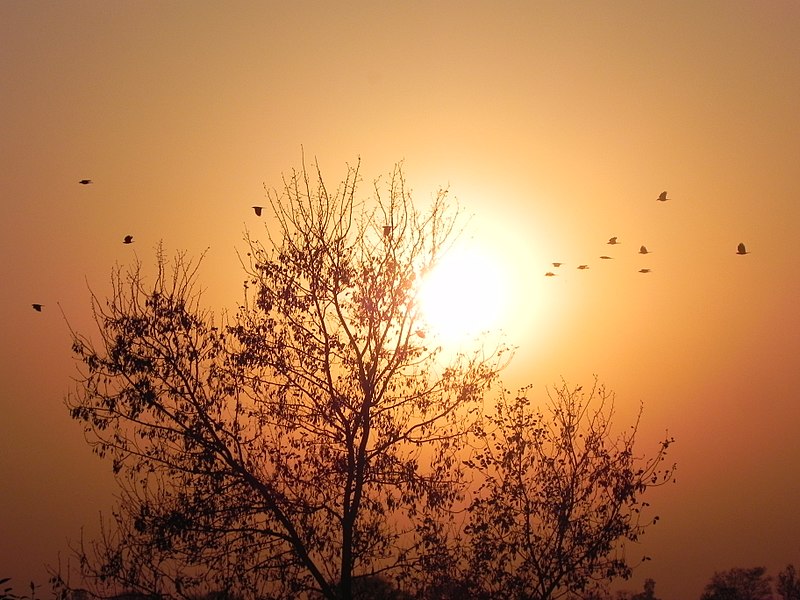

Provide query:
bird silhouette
left=552, top=262, right=564, bottom=267
left=607, top=237, right=619, bottom=245
left=123, top=235, right=134, bottom=244
left=599, top=255, right=613, bottom=260
left=639, top=245, right=650, bottom=254
left=78, top=179, right=93, bottom=185
left=736, top=242, right=749, bottom=255
left=252, top=206, right=263, bottom=216
left=32, top=303, right=44, bottom=312
left=544, top=271, right=556, bottom=277
left=577, top=264, right=589, bottom=269
left=639, top=268, right=651, bottom=273
left=383, top=225, right=393, bottom=237
left=657, top=191, right=669, bottom=201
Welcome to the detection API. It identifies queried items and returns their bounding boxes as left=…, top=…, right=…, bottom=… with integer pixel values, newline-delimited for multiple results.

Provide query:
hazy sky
left=2, top=2, right=799, bottom=598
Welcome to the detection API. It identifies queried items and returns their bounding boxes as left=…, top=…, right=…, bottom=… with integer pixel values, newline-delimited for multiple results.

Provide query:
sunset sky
left=2, top=2, right=799, bottom=598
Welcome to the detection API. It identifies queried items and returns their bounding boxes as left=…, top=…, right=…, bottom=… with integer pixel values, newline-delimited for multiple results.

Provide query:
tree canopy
left=58, top=158, right=673, bottom=600
left=461, top=381, right=674, bottom=600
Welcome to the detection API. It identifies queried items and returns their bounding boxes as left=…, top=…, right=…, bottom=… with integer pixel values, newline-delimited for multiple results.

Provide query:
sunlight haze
left=1, top=2, right=799, bottom=598
left=419, top=238, right=511, bottom=343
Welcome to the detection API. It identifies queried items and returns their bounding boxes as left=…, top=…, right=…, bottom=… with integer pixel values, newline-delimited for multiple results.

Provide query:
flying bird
left=599, top=255, right=613, bottom=260
left=123, top=235, right=134, bottom=244
left=639, top=268, right=651, bottom=274
left=78, top=179, right=93, bottom=185
left=607, top=237, right=619, bottom=245
left=639, top=245, right=650, bottom=254
left=577, top=264, right=589, bottom=270
left=544, top=271, right=556, bottom=277
left=657, top=191, right=669, bottom=201
left=736, top=242, right=749, bottom=255
left=32, top=303, right=44, bottom=312
left=552, top=262, right=564, bottom=267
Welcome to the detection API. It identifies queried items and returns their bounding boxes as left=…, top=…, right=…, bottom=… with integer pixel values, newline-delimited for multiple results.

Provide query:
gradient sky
left=2, top=2, right=799, bottom=598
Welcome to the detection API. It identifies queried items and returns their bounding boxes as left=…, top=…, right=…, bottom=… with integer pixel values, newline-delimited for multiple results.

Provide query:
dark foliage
left=778, top=565, right=800, bottom=600
left=700, top=566, right=773, bottom=600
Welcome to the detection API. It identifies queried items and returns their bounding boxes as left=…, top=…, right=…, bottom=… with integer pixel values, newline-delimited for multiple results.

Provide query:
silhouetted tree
left=631, top=578, right=659, bottom=600
left=58, top=159, right=506, bottom=600
left=778, top=565, right=800, bottom=600
left=700, top=566, right=773, bottom=600
left=461, top=380, right=675, bottom=600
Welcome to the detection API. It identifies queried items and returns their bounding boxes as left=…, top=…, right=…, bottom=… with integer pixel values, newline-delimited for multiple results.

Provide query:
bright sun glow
left=418, top=241, right=511, bottom=344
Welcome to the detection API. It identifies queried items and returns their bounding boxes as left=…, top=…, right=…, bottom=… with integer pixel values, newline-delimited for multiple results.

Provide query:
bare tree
left=59, top=159, right=506, bottom=600
left=461, top=379, right=675, bottom=600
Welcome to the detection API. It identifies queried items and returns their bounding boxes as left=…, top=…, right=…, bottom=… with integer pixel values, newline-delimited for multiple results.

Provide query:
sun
left=417, top=240, right=511, bottom=344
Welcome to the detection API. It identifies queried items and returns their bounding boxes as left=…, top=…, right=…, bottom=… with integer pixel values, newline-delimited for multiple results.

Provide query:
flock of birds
left=29, top=185, right=751, bottom=313
left=540, top=191, right=750, bottom=278
left=79, top=180, right=134, bottom=244
left=30, top=179, right=134, bottom=313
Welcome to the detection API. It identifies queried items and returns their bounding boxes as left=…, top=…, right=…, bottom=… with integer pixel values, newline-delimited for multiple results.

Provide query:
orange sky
left=2, top=2, right=799, bottom=598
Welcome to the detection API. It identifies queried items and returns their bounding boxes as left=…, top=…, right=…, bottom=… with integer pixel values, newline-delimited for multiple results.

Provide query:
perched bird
left=32, top=303, right=44, bottom=312
left=78, top=179, right=93, bottom=185
left=639, top=245, right=650, bottom=254
left=123, top=235, right=134, bottom=244
left=252, top=206, right=263, bottom=216
left=544, top=271, right=556, bottom=277
left=599, top=255, right=613, bottom=260
left=657, top=191, right=669, bottom=201
left=577, top=264, right=589, bottom=270
left=639, top=268, right=651, bottom=274
left=607, top=237, right=619, bottom=245
left=736, top=242, right=749, bottom=255
left=383, top=225, right=393, bottom=237
left=552, top=262, right=564, bottom=267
